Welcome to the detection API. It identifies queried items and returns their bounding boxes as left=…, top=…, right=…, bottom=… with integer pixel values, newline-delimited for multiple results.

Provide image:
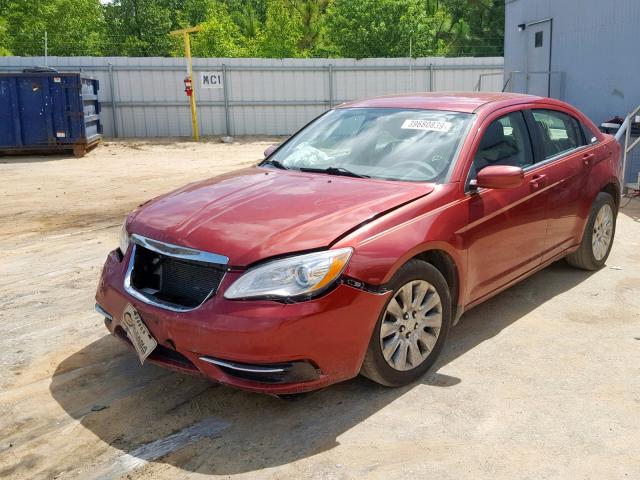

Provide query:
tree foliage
left=326, top=0, right=441, bottom=58
left=2, top=0, right=105, bottom=56
left=435, top=0, right=504, bottom=56
left=258, top=0, right=303, bottom=58
left=0, top=16, right=11, bottom=55
left=288, top=0, right=329, bottom=52
left=102, top=0, right=180, bottom=56
left=0, top=0, right=504, bottom=58
left=191, top=1, right=248, bottom=57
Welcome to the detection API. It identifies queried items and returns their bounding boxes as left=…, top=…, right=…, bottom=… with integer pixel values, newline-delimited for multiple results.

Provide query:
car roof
left=337, top=92, right=543, bottom=114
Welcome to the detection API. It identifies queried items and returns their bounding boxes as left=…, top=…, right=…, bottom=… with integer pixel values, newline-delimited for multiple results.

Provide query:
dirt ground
left=0, top=139, right=639, bottom=480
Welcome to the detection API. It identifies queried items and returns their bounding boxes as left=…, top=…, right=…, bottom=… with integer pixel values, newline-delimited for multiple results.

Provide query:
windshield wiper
left=262, top=159, right=288, bottom=170
left=298, top=166, right=370, bottom=179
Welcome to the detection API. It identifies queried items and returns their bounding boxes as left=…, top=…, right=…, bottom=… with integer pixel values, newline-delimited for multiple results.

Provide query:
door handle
left=583, top=153, right=595, bottom=167
left=529, top=174, right=547, bottom=190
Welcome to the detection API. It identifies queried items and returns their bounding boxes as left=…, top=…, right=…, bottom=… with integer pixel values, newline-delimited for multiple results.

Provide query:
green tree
left=2, top=0, right=105, bottom=56
left=223, top=0, right=268, bottom=23
left=103, top=0, right=180, bottom=56
left=225, top=0, right=265, bottom=38
left=190, top=2, right=248, bottom=57
left=1, top=1, right=50, bottom=56
left=325, top=0, right=446, bottom=58
left=179, top=0, right=219, bottom=26
left=0, top=16, right=11, bottom=55
left=258, top=0, right=303, bottom=58
left=51, top=0, right=105, bottom=55
left=286, top=0, right=329, bottom=53
left=0, top=0, right=505, bottom=58
left=435, top=0, right=504, bottom=56
left=233, top=3, right=261, bottom=44
left=226, top=1, right=262, bottom=54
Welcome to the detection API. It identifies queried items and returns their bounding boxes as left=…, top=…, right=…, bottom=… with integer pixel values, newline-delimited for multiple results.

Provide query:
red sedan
left=95, top=93, right=621, bottom=395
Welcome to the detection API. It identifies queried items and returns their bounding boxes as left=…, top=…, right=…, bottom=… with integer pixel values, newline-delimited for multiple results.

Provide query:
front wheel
left=566, top=192, right=617, bottom=271
left=360, top=260, right=451, bottom=387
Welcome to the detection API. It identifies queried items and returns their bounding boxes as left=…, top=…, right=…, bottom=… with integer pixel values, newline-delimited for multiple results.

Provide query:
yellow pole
left=184, top=32, right=199, bottom=142
left=170, top=26, right=202, bottom=142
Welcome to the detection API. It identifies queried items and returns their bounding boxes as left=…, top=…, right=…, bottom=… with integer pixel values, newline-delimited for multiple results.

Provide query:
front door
left=461, top=110, right=549, bottom=304
left=526, top=19, right=552, bottom=97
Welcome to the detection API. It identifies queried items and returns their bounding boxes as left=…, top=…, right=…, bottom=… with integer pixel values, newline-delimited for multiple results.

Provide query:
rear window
left=581, top=122, right=599, bottom=144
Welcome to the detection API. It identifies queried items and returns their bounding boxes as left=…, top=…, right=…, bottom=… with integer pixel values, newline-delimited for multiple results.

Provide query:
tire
left=566, top=192, right=617, bottom=271
left=360, top=259, right=451, bottom=387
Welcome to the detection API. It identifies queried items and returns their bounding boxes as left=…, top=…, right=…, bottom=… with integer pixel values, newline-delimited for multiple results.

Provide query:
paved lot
left=0, top=139, right=639, bottom=480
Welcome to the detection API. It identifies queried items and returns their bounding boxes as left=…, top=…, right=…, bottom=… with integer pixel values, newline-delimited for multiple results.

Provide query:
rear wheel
left=566, top=192, right=616, bottom=270
left=360, top=260, right=451, bottom=387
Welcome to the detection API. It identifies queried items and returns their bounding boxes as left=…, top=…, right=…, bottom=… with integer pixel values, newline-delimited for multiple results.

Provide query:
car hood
left=129, top=167, right=433, bottom=266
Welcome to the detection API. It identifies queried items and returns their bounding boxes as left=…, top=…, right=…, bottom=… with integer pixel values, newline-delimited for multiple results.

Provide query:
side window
left=469, top=111, right=533, bottom=180
left=531, top=109, right=587, bottom=159
left=581, top=122, right=599, bottom=145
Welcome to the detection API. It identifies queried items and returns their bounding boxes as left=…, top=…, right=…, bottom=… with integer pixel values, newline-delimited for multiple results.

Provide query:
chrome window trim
left=465, top=144, right=594, bottom=195
left=523, top=144, right=591, bottom=172
left=124, top=235, right=228, bottom=313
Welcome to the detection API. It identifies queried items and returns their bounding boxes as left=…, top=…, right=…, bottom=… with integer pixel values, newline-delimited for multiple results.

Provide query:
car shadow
left=50, top=260, right=593, bottom=476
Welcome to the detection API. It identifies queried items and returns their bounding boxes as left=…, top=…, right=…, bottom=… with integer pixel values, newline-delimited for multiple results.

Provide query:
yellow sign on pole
left=170, top=26, right=202, bottom=142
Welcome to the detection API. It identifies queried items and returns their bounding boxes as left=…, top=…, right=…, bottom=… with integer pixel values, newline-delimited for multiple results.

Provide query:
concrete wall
left=504, top=0, right=640, bottom=124
left=0, top=56, right=503, bottom=138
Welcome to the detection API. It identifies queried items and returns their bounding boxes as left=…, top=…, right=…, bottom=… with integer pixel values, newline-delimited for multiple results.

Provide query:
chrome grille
left=124, top=235, right=228, bottom=311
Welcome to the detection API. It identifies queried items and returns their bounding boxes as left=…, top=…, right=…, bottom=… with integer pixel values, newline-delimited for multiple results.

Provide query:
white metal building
left=503, top=0, right=640, bottom=185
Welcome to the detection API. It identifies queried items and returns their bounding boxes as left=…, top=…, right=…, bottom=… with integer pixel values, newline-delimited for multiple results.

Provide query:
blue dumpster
left=0, top=71, right=102, bottom=157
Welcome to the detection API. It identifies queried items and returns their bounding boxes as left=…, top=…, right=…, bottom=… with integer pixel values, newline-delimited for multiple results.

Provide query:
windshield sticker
left=401, top=119, right=452, bottom=132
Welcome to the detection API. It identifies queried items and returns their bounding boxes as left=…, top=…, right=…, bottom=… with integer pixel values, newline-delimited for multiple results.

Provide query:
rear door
left=525, top=108, right=602, bottom=260
left=461, top=109, right=549, bottom=304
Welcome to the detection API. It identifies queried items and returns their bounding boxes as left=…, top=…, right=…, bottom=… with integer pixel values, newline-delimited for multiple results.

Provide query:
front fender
left=335, top=186, right=467, bottom=307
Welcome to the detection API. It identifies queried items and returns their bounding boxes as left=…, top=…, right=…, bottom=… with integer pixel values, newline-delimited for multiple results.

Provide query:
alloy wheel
left=592, top=203, right=613, bottom=261
left=380, top=280, right=442, bottom=371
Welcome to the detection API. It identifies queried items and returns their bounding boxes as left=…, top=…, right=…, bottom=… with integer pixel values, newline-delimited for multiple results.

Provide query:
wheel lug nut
left=403, top=313, right=409, bottom=320
left=414, top=323, right=418, bottom=329
left=412, top=311, right=417, bottom=318
left=399, top=325, right=405, bottom=332
left=405, top=332, right=411, bottom=338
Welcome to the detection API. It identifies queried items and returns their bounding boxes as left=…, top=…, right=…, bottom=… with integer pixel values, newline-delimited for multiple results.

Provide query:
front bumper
left=95, top=249, right=390, bottom=394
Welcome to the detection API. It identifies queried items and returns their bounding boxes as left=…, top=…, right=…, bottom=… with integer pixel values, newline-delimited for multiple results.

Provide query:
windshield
left=267, top=108, right=472, bottom=183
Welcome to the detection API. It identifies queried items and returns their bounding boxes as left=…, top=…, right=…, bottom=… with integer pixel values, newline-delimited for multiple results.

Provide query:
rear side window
left=531, top=109, right=586, bottom=159
left=581, top=122, right=599, bottom=144
left=469, top=111, right=533, bottom=180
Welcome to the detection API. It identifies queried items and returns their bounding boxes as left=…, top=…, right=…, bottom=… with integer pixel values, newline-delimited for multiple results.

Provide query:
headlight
left=119, top=219, right=130, bottom=254
left=224, top=248, right=353, bottom=300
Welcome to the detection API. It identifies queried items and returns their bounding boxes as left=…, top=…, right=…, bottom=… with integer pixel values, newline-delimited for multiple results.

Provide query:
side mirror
left=264, top=144, right=278, bottom=158
left=472, top=165, right=524, bottom=190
